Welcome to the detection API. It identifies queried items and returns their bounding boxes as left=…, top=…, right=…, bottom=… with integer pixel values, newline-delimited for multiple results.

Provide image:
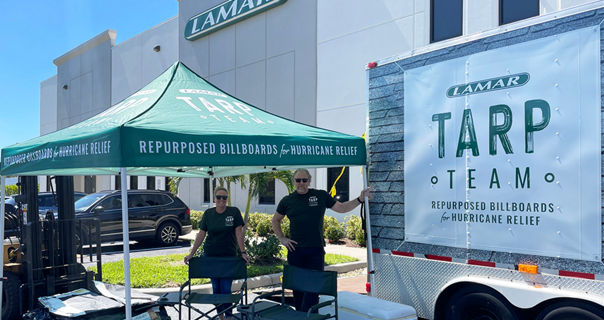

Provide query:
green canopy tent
left=0, top=62, right=372, bottom=318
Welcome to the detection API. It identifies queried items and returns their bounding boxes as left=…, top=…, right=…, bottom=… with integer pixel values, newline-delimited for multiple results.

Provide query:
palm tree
left=272, top=170, right=295, bottom=193
left=240, top=172, right=273, bottom=228
left=168, top=177, right=183, bottom=195
left=224, top=175, right=243, bottom=206
left=240, top=170, right=295, bottom=229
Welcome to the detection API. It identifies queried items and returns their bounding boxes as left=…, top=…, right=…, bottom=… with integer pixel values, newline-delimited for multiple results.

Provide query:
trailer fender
left=440, top=276, right=604, bottom=309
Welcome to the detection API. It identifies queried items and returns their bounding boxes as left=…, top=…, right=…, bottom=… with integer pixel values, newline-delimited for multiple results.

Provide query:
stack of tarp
left=33, top=282, right=164, bottom=320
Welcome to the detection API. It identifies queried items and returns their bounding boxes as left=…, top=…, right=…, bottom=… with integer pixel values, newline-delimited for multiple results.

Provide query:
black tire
left=537, top=301, right=604, bottom=320
left=156, top=221, right=179, bottom=246
left=2, top=271, right=21, bottom=320
left=444, top=286, right=519, bottom=320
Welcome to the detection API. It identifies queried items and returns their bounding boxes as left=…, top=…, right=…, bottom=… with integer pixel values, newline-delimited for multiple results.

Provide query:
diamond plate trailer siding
left=366, top=5, right=604, bottom=320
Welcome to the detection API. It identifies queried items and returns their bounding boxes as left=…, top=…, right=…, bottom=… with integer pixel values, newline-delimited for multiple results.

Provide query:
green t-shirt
left=276, top=189, right=336, bottom=248
left=200, top=206, right=244, bottom=257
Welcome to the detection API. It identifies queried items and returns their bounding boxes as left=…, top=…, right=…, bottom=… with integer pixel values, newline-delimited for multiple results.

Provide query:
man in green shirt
left=272, top=168, right=370, bottom=312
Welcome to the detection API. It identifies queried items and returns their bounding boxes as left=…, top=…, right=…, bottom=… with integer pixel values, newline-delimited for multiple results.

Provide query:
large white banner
left=404, top=26, right=601, bottom=261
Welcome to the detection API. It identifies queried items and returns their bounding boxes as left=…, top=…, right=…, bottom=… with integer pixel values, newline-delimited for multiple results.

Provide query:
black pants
left=287, top=246, right=325, bottom=312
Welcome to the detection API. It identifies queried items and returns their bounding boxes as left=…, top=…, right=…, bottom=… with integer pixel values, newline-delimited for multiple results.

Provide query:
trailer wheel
left=444, top=286, right=519, bottom=320
left=2, top=271, right=21, bottom=320
left=536, top=301, right=604, bottom=320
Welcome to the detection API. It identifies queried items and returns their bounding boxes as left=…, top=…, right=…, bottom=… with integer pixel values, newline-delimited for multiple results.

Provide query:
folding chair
left=249, top=265, right=338, bottom=320
left=179, top=256, right=248, bottom=320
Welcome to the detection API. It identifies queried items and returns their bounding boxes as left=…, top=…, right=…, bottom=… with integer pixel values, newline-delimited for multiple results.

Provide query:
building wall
left=112, top=18, right=179, bottom=105
left=40, top=76, right=58, bottom=135
left=176, top=0, right=318, bottom=210
left=54, top=31, right=114, bottom=130
left=178, top=0, right=317, bottom=126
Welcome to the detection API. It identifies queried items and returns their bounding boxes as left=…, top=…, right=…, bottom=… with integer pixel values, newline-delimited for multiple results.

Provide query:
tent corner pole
left=0, top=175, right=5, bottom=319
left=120, top=168, right=132, bottom=320
left=209, top=170, right=214, bottom=206
left=361, top=165, right=375, bottom=296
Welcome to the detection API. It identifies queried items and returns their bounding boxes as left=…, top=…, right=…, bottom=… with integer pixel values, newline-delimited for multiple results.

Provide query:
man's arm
left=331, top=187, right=371, bottom=213
left=272, top=212, right=297, bottom=251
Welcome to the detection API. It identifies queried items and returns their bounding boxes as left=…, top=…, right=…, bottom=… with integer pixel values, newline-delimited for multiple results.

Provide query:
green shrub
left=325, top=224, right=345, bottom=243
left=246, top=212, right=264, bottom=233
left=323, top=216, right=340, bottom=233
left=245, top=234, right=281, bottom=265
left=345, top=215, right=366, bottom=247
left=4, top=185, right=18, bottom=196
left=190, top=210, right=204, bottom=229
left=256, top=213, right=273, bottom=237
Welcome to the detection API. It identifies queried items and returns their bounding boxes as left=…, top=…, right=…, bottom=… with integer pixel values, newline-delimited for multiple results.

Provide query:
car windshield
left=75, top=193, right=108, bottom=211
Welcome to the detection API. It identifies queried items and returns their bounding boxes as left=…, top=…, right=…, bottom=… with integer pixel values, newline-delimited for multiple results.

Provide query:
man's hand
left=241, top=253, right=251, bottom=264
left=278, top=236, right=297, bottom=251
left=184, top=254, right=192, bottom=265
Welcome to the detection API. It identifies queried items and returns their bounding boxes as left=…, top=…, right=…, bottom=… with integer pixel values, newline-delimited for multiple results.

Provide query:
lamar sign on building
left=185, top=0, right=287, bottom=40
left=403, top=26, right=601, bottom=261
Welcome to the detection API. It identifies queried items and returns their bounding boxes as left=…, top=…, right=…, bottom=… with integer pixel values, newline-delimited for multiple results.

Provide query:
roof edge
left=53, top=30, right=117, bottom=66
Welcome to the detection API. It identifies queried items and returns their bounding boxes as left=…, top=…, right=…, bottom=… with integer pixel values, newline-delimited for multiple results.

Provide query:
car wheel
left=2, top=271, right=21, bottom=320
left=156, top=221, right=179, bottom=246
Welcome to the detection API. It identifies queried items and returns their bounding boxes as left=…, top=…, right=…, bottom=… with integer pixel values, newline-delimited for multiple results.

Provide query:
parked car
left=5, top=192, right=87, bottom=217
left=3, top=192, right=88, bottom=236
left=74, top=189, right=192, bottom=246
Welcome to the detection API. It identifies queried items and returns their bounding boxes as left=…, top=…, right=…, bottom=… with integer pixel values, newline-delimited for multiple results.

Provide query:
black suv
left=74, top=190, right=192, bottom=245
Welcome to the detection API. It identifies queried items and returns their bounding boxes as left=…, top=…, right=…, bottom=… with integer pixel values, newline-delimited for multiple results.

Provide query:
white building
left=39, top=0, right=598, bottom=215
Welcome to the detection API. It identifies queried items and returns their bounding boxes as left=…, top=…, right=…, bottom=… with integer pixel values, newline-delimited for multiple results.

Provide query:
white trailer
left=366, top=3, right=604, bottom=319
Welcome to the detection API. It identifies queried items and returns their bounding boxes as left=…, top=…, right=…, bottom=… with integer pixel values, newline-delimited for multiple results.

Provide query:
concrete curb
left=139, top=261, right=367, bottom=297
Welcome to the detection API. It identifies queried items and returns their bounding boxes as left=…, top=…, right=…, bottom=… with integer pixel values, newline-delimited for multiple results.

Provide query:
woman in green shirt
left=184, top=187, right=249, bottom=320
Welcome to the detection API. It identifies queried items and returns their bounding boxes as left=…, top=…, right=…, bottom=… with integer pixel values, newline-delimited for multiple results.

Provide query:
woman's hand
left=241, top=253, right=251, bottom=264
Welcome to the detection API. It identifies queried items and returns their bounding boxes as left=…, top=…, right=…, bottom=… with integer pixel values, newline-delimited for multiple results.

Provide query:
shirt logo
left=309, top=196, right=318, bottom=207
left=225, top=215, right=234, bottom=226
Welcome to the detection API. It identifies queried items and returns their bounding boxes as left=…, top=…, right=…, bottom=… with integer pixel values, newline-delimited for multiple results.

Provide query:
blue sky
left=0, top=1, right=177, bottom=149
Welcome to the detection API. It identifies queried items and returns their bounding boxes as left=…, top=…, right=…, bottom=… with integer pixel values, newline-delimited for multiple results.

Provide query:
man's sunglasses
left=216, top=195, right=228, bottom=200
left=295, top=178, right=309, bottom=183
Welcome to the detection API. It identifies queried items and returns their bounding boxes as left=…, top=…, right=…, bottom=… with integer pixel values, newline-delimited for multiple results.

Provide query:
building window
left=147, top=176, right=155, bottom=190
left=130, top=176, right=138, bottom=189
left=499, top=0, right=539, bottom=25
left=259, top=179, right=275, bottom=205
left=165, top=177, right=171, bottom=191
left=84, top=176, right=96, bottom=194
left=327, top=167, right=349, bottom=202
left=430, top=0, right=462, bottom=43
left=115, top=175, right=121, bottom=190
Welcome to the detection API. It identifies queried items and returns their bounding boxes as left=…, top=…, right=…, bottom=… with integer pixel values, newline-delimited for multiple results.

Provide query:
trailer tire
left=537, top=301, right=604, bottom=320
left=444, top=286, right=519, bottom=320
left=2, top=271, right=21, bottom=320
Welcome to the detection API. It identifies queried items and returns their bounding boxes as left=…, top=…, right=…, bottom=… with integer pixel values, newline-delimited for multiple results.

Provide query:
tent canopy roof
left=1, top=62, right=366, bottom=177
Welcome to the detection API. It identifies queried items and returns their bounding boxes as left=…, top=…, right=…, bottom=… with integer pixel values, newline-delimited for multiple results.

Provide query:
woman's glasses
left=295, top=178, right=309, bottom=183
left=215, top=195, right=228, bottom=200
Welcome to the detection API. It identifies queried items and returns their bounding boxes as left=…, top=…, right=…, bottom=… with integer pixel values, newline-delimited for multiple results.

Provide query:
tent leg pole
left=0, top=175, right=5, bottom=318
left=362, top=166, right=375, bottom=296
left=209, top=173, right=214, bottom=205
left=120, top=169, right=132, bottom=320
